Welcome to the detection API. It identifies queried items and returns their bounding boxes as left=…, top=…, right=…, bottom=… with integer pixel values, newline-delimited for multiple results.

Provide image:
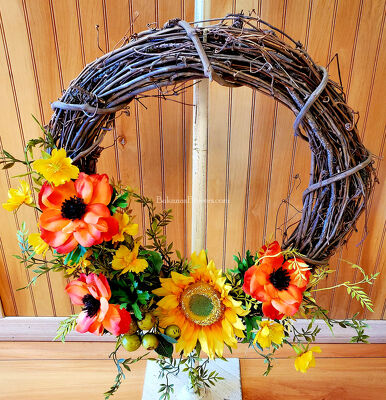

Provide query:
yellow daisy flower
left=112, top=242, right=148, bottom=274
left=153, top=252, right=249, bottom=359
left=28, top=233, right=49, bottom=256
left=112, top=212, right=138, bottom=243
left=254, top=320, right=284, bottom=348
left=294, top=346, right=322, bottom=373
left=32, top=148, right=79, bottom=186
left=2, top=180, right=33, bottom=211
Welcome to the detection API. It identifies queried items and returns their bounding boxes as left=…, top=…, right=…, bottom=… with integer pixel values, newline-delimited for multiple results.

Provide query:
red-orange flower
left=39, top=173, right=119, bottom=253
left=243, top=241, right=310, bottom=320
left=65, top=273, right=131, bottom=336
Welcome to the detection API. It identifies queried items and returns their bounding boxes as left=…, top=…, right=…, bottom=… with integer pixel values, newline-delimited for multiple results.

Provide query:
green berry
left=137, top=313, right=156, bottom=330
left=121, top=334, right=141, bottom=352
left=141, top=333, right=159, bottom=350
left=165, top=325, right=181, bottom=339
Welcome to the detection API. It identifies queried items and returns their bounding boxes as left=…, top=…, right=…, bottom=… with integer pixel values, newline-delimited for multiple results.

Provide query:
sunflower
left=153, top=251, right=248, bottom=359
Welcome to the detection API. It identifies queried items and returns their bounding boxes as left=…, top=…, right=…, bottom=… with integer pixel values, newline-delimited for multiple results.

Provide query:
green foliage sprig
left=300, top=295, right=371, bottom=344
left=54, top=315, right=78, bottom=343
left=310, top=260, right=379, bottom=312
left=15, top=223, right=65, bottom=290
left=105, top=342, right=149, bottom=399
left=156, top=351, right=224, bottom=400
left=133, top=193, right=190, bottom=276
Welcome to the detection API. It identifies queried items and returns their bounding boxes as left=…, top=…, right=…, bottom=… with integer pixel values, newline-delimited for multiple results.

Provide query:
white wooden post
left=191, top=0, right=211, bottom=253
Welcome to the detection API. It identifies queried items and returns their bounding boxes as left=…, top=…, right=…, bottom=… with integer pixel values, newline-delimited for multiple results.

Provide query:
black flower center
left=269, top=267, right=291, bottom=291
left=61, top=196, right=86, bottom=220
left=82, top=294, right=100, bottom=318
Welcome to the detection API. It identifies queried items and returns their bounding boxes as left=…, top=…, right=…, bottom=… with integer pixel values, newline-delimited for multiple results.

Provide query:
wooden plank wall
left=0, top=0, right=384, bottom=320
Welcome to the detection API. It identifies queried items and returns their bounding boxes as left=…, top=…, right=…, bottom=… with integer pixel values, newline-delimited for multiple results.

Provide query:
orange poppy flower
left=38, top=173, right=119, bottom=253
left=65, top=273, right=131, bottom=336
left=243, top=241, right=310, bottom=320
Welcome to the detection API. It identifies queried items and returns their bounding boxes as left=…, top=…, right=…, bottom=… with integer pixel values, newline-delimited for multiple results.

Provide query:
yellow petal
left=171, top=271, right=194, bottom=287
left=152, top=287, right=170, bottom=297
left=191, top=249, right=207, bottom=268
left=311, top=346, right=322, bottom=353
left=125, top=223, right=138, bottom=236
left=261, top=325, right=270, bottom=337
left=157, top=295, right=179, bottom=309
left=131, top=258, right=148, bottom=273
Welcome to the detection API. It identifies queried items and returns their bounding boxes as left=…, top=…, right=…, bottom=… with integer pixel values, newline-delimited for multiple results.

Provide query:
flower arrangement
left=1, top=133, right=378, bottom=399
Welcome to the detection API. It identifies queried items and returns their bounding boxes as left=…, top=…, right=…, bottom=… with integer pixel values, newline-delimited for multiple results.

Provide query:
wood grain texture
left=0, top=0, right=384, bottom=319
left=2, top=341, right=386, bottom=360
left=0, top=342, right=385, bottom=400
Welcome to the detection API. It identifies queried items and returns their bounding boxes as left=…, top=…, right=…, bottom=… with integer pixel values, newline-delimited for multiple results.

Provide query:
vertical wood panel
left=24, top=0, right=74, bottom=316
left=329, top=0, right=385, bottom=318
left=0, top=0, right=384, bottom=319
left=158, top=0, right=187, bottom=255
left=0, top=0, right=54, bottom=316
left=131, top=0, right=163, bottom=245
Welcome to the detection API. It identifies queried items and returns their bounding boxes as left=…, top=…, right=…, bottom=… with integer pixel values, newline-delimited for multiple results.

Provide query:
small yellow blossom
left=32, top=148, right=79, bottom=186
left=28, top=233, right=49, bottom=256
left=2, top=180, right=33, bottom=211
left=112, top=212, right=138, bottom=243
left=254, top=320, right=284, bottom=348
left=294, top=346, right=322, bottom=373
left=112, top=242, right=148, bottom=274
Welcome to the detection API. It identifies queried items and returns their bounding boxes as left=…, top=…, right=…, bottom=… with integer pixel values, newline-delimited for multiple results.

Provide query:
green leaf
left=2, top=162, right=15, bottom=169
left=159, top=333, right=178, bottom=344
left=63, top=245, right=88, bottom=265
left=131, top=302, right=142, bottom=320
left=154, top=336, right=174, bottom=357
left=140, top=250, right=163, bottom=274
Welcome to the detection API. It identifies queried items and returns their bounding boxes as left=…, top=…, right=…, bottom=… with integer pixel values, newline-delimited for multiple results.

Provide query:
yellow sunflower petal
left=191, top=249, right=207, bottom=268
left=171, top=271, right=195, bottom=287
left=157, top=295, right=179, bottom=309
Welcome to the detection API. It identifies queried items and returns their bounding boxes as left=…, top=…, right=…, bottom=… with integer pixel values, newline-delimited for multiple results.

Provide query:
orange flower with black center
left=65, top=273, right=131, bottom=336
left=243, top=241, right=310, bottom=320
left=39, top=173, right=119, bottom=253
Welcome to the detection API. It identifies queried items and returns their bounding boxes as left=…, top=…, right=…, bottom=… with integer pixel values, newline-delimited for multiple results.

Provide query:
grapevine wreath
left=2, top=14, right=378, bottom=399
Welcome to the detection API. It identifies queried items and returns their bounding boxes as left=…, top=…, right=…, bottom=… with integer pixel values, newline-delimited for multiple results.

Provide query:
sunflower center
left=61, top=196, right=87, bottom=220
left=269, top=266, right=291, bottom=291
left=82, top=294, right=100, bottom=317
left=189, top=294, right=214, bottom=317
left=180, top=282, right=223, bottom=326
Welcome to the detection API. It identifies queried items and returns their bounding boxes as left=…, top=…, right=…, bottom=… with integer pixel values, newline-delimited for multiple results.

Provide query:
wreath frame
left=46, top=14, right=375, bottom=265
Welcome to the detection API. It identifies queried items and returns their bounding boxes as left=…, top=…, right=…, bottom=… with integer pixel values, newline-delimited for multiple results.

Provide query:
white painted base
left=142, top=358, right=242, bottom=400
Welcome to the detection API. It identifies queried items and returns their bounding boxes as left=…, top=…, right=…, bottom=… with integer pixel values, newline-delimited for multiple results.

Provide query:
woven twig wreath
left=46, top=14, right=375, bottom=265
